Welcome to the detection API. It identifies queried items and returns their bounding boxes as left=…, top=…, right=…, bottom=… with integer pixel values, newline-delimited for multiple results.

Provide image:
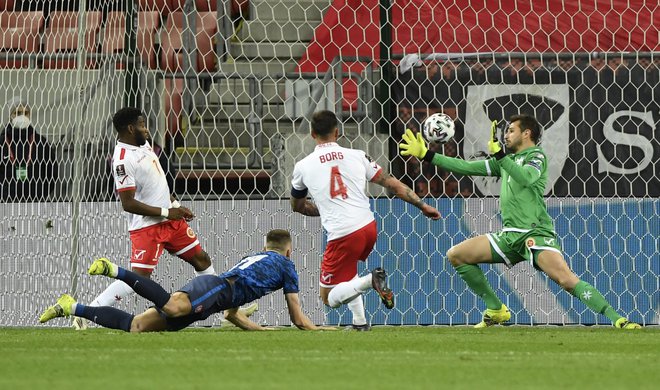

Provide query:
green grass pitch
left=2, top=326, right=659, bottom=389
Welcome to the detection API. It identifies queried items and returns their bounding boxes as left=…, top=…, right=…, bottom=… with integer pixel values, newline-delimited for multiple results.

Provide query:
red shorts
left=320, top=221, right=377, bottom=287
left=129, top=219, right=202, bottom=272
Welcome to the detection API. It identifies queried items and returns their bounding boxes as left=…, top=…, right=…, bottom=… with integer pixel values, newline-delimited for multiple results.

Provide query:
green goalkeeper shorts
left=486, top=229, right=563, bottom=270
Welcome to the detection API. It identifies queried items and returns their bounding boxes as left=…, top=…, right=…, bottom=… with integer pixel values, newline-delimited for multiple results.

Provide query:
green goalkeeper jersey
left=429, top=146, right=555, bottom=234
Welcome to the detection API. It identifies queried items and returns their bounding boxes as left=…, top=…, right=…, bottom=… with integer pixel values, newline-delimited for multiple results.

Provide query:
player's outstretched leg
left=474, top=304, right=511, bottom=329
left=614, top=318, right=642, bottom=329
left=39, top=294, right=76, bottom=323
left=371, top=267, right=394, bottom=309
left=88, top=257, right=118, bottom=277
left=88, top=258, right=170, bottom=308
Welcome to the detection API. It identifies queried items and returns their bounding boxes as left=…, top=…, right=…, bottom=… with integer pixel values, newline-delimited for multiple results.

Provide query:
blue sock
left=75, top=304, right=133, bottom=332
left=115, top=267, right=171, bottom=308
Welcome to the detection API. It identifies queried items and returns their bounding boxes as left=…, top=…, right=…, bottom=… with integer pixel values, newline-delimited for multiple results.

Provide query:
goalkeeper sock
left=347, top=294, right=367, bottom=326
left=90, top=280, right=135, bottom=307
left=195, top=264, right=216, bottom=276
left=114, top=267, right=171, bottom=308
left=571, top=280, right=622, bottom=323
left=74, top=304, right=134, bottom=332
left=455, top=264, right=503, bottom=310
left=327, top=274, right=372, bottom=308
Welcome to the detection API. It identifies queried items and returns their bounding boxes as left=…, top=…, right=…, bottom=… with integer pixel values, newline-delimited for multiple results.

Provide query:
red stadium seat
left=194, top=0, right=218, bottom=11
left=0, top=1, right=15, bottom=11
left=104, top=11, right=160, bottom=69
left=43, top=11, right=102, bottom=69
left=138, top=0, right=181, bottom=17
left=0, top=11, right=44, bottom=68
left=160, top=11, right=217, bottom=72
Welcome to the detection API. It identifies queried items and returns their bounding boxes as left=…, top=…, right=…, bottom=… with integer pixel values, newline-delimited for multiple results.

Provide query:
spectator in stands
left=0, top=97, right=58, bottom=202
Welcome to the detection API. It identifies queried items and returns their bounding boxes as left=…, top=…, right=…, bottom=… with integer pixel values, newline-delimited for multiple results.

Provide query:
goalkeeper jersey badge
left=526, top=238, right=536, bottom=248
left=16, top=165, right=28, bottom=181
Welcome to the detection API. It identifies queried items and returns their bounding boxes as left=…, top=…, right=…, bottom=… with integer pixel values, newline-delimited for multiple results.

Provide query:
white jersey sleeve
left=290, top=162, right=308, bottom=198
left=113, top=149, right=136, bottom=192
left=362, top=152, right=383, bottom=182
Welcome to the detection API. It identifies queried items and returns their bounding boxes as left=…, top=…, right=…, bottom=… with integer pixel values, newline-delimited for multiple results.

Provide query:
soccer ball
left=422, top=113, right=455, bottom=144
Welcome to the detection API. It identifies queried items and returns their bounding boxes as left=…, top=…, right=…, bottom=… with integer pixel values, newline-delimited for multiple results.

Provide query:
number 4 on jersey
left=330, top=166, right=348, bottom=199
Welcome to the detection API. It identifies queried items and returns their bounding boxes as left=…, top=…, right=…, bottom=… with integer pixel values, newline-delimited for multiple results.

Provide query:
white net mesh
left=0, top=0, right=658, bottom=327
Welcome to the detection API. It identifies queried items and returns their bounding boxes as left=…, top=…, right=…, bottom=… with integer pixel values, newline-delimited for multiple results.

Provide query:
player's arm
left=118, top=189, right=193, bottom=221
left=290, top=195, right=320, bottom=216
left=371, top=171, right=441, bottom=220
left=499, top=156, right=543, bottom=186
left=289, top=163, right=320, bottom=216
left=223, top=307, right=270, bottom=331
left=399, top=129, right=498, bottom=177
left=285, top=293, right=336, bottom=330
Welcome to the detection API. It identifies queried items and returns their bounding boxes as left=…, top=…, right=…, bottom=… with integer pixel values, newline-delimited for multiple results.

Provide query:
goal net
left=1, top=0, right=658, bottom=327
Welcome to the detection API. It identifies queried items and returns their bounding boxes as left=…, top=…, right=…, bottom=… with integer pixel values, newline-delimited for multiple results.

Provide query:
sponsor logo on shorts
left=195, top=305, right=204, bottom=313
left=186, top=228, right=195, bottom=238
left=133, top=249, right=146, bottom=261
left=526, top=238, right=536, bottom=248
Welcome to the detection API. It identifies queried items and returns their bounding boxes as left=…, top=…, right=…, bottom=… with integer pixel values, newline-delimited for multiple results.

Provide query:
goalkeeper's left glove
left=488, top=120, right=507, bottom=160
left=399, top=129, right=434, bottom=162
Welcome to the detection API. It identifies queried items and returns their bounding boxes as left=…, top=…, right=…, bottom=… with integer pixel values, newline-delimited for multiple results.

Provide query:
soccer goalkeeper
left=399, top=114, right=641, bottom=329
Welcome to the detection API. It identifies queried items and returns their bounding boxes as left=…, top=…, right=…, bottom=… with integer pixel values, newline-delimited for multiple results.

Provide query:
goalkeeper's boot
left=221, top=303, right=259, bottom=328
left=614, top=318, right=642, bottom=329
left=88, top=257, right=118, bottom=277
left=40, top=294, right=76, bottom=323
left=372, top=267, right=395, bottom=309
left=474, top=304, right=511, bottom=328
left=72, top=316, right=88, bottom=330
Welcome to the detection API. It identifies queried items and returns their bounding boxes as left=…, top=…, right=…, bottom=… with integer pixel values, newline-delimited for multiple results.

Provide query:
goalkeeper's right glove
left=488, top=120, right=507, bottom=160
left=399, top=129, right=435, bottom=162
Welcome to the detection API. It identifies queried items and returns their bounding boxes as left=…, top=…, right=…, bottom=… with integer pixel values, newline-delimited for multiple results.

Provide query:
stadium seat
left=104, top=11, right=160, bottom=69
left=160, top=11, right=217, bottom=72
left=0, top=1, right=15, bottom=11
left=43, top=11, right=102, bottom=69
left=138, top=0, right=183, bottom=17
left=0, top=11, right=44, bottom=68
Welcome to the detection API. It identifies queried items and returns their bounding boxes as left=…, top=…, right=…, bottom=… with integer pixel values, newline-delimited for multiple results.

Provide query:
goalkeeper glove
left=399, top=129, right=433, bottom=161
left=488, top=120, right=507, bottom=160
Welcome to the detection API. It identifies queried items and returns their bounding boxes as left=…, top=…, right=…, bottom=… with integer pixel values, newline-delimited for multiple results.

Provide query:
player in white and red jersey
left=73, top=107, right=216, bottom=329
left=290, top=110, right=441, bottom=330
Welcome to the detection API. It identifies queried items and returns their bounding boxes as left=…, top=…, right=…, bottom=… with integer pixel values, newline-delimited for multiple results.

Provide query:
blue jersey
left=219, top=251, right=300, bottom=307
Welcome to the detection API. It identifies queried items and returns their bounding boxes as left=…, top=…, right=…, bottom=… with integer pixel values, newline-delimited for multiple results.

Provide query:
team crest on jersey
left=116, top=164, right=126, bottom=176
left=133, top=249, right=146, bottom=261
left=526, top=238, right=536, bottom=248
left=186, top=228, right=195, bottom=238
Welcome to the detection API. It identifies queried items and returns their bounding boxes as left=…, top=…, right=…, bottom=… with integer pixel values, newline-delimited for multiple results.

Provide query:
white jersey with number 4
left=291, top=142, right=382, bottom=241
left=112, top=141, right=171, bottom=231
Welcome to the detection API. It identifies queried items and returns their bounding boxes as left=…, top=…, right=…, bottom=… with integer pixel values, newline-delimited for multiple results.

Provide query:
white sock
left=327, top=274, right=373, bottom=308
left=90, top=280, right=135, bottom=307
left=194, top=264, right=216, bottom=276
left=347, top=295, right=367, bottom=326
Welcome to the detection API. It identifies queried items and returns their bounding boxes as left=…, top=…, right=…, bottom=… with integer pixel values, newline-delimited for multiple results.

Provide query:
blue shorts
left=162, top=275, right=234, bottom=331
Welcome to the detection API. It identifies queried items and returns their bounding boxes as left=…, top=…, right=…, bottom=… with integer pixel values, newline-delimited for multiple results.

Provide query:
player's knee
left=556, top=275, right=578, bottom=291
left=446, top=246, right=463, bottom=267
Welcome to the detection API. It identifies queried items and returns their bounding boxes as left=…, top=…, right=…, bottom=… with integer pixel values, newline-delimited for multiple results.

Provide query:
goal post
left=0, top=0, right=658, bottom=327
